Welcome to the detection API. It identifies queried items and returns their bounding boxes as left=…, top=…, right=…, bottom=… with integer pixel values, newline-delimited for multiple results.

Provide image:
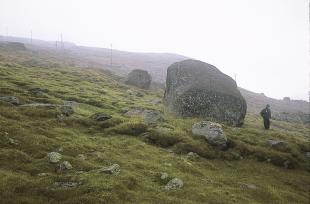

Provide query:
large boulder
left=164, top=59, right=247, bottom=126
left=126, top=69, right=152, bottom=89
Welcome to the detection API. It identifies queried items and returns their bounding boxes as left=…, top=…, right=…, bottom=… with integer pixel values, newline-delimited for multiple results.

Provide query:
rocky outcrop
left=126, top=69, right=152, bottom=89
left=164, top=59, right=246, bottom=126
left=192, top=121, right=227, bottom=149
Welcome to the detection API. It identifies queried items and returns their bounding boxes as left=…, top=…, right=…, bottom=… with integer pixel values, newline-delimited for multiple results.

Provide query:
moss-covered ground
left=0, top=46, right=309, bottom=203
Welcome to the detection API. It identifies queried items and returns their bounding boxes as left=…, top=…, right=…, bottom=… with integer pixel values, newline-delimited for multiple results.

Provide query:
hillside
left=0, top=36, right=188, bottom=82
left=0, top=40, right=309, bottom=203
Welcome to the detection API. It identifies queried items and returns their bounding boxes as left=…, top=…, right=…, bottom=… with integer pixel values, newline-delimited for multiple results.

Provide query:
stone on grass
left=164, top=178, right=183, bottom=191
left=0, top=96, right=20, bottom=105
left=164, top=59, right=246, bottom=126
left=47, top=152, right=62, bottom=163
left=267, top=140, right=290, bottom=152
left=77, top=154, right=87, bottom=160
left=29, top=88, right=43, bottom=95
left=143, top=110, right=164, bottom=124
left=21, top=103, right=56, bottom=108
left=56, top=161, right=73, bottom=174
left=99, top=164, right=120, bottom=175
left=240, top=183, right=257, bottom=190
left=160, top=172, right=169, bottom=180
left=126, top=69, right=152, bottom=89
left=90, top=113, right=112, bottom=121
left=60, top=105, right=74, bottom=116
left=192, top=121, right=227, bottom=149
left=186, top=152, right=199, bottom=160
left=54, top=181, right=81, bottom=188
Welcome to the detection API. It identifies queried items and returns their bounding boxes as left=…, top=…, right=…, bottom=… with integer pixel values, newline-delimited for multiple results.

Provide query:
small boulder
left=0, top=96, right=20, bottom=105
left=186, top=152, right=199, bottom=160
left=267, top=140, right=290, bottom=152
left=29, top=88, right=43, bottom=95
left=164, top=178, right=183, bottom=191
left=90, top=113, right=112, bottom=121
left=60, top=105, right=74, bottom=116
left=240, top=183, right=257, bottom=190
left=192, top=121, right=227, bottom=149
left=77, top=154, right=87, bottom=161
left=123, top=108, right=145, bottom=117
left=99, top=164, right=120, bottom=175
left=160, top=172, right=169, bottom=180
left=56, top=161, right=73, bottom=173
left=126, top=69, right=152, bottom=89
left=143, top=110, right=164, bottom=124
left=54, top=181, right=81, bottom=188
left=150, top=98, right=162, bottom=105
left=47, top=152, right=62, bottom=163
left=21, top=103, right=56, bottom=108
left=64, top=101, right=78, bottom=106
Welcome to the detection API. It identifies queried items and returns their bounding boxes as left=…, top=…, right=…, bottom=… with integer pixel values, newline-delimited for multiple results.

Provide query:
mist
left=0, top=0, right=309, bottom=101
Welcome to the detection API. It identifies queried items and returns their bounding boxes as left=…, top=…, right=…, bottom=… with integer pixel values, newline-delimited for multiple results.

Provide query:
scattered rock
left=136, top=92, right=144, bottom=97
left=126, top=69, right=152, bottom=89
left=54, top=181, right=81, bottom=188
left=143, top=110, right=164, bottom=124
left=99, top=164, right=120, bottom=175
left=37, top=173, right=49, bottom=177
left=123, top=108, right=145, bottom=117
left=186, top=152, right=199, bottom=160
left=57, top=147, right=64, bottom=152
left=47, top=152, right=62, bottom=163
left=21, top=103, right=56, bottom=108
left=64, top=101, right=78, bottom=106
left=306, top=152, right=310, bottom=159
left=240, top=183, right=257, bottom=190
left=192, top=121, right=227, bottom=149
left=164, top=59, right=247, bottom=126
left=29, top=88, right=43, bottom=95
left=160, top=172, right=169, bottom=180
left=90, top=113, right=112, bottom=121
left=267, top=140, right=290, bottom=152
left=8, top=138, right=19, bottom=145
left=56, top=161, right=73, bottom=173
left=77, top=154, right=87, bottom=160
left=164, top=178, right=183, bottom=191
left=150, top=98, right=162, bottom=105
left=0, top=96, right=20, bottom=105
left=60, top=105, right=74, bottom=116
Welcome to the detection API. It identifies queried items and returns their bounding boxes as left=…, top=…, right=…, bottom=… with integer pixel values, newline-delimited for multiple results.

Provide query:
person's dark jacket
left=260, top=108, right=271, bottom=119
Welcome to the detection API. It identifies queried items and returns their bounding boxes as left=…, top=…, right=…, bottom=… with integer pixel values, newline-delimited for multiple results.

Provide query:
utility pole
left=60, top=33, right=64, bottom=50
left=110, top=43, right=113, bottom=68
left=5, top=26, right=8, bottom=42
left=30, top=30, right=33, bottom=45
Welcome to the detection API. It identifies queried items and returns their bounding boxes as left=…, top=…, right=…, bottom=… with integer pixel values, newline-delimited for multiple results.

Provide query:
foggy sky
left=0, top=0, right=309, bottom=101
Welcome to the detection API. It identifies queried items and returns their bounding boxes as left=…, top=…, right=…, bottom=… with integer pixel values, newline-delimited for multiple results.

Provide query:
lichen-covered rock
left=55, top=161, right=73, bottom=174
left=90, top=113, right=112, bottom=121
left=164, top=59, right=247, bottom=126
left=0, top=96, right=20, bottom=105
left=164, top=178, right=183, bottom=191
left=143, top=110, right=164, bottom=124
left=126, top=69, right=152, bottom=89
left=192, top=121, right=227, bottom=149
left=21, top=103, right=56, bottom=108
left=47, top=152, right=62, bottom=163
left=99, top=164, right=120, bottom=175
left=267, top=140, right=290, bottom=152
left=60, top=105, right=74, bottom=116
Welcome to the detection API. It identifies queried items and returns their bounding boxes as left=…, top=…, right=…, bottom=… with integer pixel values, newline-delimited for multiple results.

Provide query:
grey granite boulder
left=164, top=178, right=183, bottom=191
left=192, top=121, right=227, bottom=149
left=0, top=96, right=20, bottom=105
left=126, top=69, right=152, bottom=89
left=267, top=140, right=290, bottom=152
left=164, top=59, right=247, bottom=126
left=47, top=152, right=62, bottom=163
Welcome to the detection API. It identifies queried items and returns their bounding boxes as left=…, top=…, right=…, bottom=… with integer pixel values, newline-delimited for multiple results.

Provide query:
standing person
left=260, top=104, right=271, bottom=129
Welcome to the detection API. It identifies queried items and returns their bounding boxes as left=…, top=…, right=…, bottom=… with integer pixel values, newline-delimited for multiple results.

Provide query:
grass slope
left=0, top=46, right=309, bottom=204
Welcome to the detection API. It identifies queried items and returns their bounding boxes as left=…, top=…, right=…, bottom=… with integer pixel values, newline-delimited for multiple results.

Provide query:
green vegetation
left=0, top=46, right=309, bottom=203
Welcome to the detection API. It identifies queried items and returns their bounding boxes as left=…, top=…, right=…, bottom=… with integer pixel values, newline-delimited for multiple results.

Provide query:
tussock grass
left=0, top=47, right=309, bottom=203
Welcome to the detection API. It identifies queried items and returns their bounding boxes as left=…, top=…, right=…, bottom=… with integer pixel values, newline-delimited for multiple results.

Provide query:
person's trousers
left=263, top=118, right=270, bottom=129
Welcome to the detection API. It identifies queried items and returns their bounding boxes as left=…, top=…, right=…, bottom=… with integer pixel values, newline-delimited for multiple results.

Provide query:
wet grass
left=0, top=47, right=309, bottom=203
